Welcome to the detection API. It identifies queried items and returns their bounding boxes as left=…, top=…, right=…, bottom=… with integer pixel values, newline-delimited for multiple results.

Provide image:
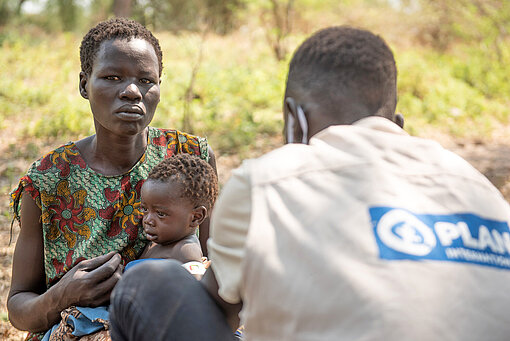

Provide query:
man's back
left=234, top=117, right=510, bottom=340
left=109, top=26, right=510, bottom=341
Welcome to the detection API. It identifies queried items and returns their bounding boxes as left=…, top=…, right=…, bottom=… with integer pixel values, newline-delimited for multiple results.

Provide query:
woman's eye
left=105, top=75, right=120, bottom=81
left=157, top=211, right=166, bottom=217
left=140, top=78, right=152, bottom=84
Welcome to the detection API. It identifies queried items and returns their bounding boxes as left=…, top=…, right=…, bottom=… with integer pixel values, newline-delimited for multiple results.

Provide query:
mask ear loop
left=296, top=105, right=308, bottom=144
left=286, top=113, right=296, bottom=143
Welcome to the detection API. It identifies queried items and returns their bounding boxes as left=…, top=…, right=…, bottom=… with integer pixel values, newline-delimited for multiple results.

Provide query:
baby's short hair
left=80, top=17, right=163, bottom=76
left=147, top=154, right=218, bottom=212
left=287, top=26, right=397, bottom=117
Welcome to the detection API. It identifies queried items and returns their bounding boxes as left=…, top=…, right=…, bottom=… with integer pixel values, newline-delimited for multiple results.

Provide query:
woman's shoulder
left=27, top=141, right=84, bottom=175
left=10, top=141, right=83, bottom=220
left=148, top=127, right=209, bottom=162
left=148, top=126, right=206, bottom=143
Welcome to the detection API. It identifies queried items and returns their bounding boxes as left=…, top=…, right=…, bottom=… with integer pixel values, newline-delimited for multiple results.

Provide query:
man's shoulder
left=241, top=123, right=488, bottom=189
left=241, top=142, right=345, bottom=187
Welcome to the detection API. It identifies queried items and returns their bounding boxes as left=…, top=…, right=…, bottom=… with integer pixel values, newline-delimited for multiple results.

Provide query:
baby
left=126, top=153, right=219, bottom=273
left=43, top=153, right=218, bottom=341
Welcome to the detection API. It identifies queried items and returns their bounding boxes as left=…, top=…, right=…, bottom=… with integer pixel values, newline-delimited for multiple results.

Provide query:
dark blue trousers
left=109, top=259, right=236, bottom=341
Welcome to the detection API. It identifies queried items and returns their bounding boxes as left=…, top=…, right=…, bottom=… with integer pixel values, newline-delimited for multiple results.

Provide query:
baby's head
left=140, top=154, right=218, bottom=245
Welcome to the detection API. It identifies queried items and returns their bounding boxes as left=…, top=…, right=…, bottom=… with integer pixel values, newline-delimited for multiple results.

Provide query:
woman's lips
left=115, top=105, right=144, bottom=120
left=115, top=111, right=144, bottom=121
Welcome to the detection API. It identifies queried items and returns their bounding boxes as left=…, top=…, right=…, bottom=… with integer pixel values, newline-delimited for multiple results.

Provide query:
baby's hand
left=202, top=256, right=211, bottom=269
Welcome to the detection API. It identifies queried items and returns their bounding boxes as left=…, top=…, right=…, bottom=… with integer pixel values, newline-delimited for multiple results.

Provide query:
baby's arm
left=175, top=236, right=206, bottom=280
left=174, top=235, right=203, bottom=263
left=135, top=235, right=204, bottom=278
left=139, top=235, right=203, bottom=263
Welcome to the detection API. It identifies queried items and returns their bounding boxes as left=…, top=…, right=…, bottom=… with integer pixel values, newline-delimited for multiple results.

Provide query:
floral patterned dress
left=10, top=127, right=209, bottom=341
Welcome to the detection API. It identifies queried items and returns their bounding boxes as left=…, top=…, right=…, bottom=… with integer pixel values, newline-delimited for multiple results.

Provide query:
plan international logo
left=370, top=207, right=510, bottom=270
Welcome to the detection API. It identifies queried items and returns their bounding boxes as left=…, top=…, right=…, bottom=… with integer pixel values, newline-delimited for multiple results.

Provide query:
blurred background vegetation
left=0, top=0, right=509, bottom=160
left=1, top=2, right=510, bottom=338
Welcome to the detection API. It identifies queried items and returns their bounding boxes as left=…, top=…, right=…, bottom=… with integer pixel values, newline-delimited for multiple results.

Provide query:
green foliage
left=0, top=32, right=94, bottom=140
left=1, top=1, right=509, bottom=157
left=56, top=0, right=77, bottom=31
left=396, top=47, right=509, bottom=137
left=150, top=32, right=286, bottom=155
left=130, top=0, right=244, bottom=34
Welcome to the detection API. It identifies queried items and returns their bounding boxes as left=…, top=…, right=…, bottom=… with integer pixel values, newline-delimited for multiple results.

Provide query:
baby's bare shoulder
left=174, top=235, right=203, bottom=263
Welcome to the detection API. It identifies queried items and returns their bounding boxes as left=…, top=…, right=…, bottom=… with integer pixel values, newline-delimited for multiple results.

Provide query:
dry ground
left=1, top=128, right=510, bottom=340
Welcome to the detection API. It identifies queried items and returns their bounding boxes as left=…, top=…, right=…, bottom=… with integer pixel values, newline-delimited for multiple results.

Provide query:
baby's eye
left=156, top=211, right=166, bottom=217
left=140, top=78, right=152, bottom=84
left=105, top=75, right=120, bottom=81
left=139, top=206, right=147, bottom=213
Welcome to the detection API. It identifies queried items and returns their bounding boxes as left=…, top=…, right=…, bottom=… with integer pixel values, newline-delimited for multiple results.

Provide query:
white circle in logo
left=376, top=209, right=436, bottom=256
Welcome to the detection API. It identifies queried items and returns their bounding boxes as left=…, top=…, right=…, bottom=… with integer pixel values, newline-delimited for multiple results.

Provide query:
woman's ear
left=79, top=71, right=89, bottom=99
left=190, top=206, right=207, bottom=227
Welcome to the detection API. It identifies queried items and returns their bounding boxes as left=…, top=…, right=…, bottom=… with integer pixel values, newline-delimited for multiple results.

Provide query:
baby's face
left=140, top=179, right=195, bottom=245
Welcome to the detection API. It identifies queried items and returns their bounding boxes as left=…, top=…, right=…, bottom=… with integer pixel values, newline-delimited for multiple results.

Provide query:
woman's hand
left=8, top=194, right=122, bottom=332
left=54, top=251, right=123, bottom=308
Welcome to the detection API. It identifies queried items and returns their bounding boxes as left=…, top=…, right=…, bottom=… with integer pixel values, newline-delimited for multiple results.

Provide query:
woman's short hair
left=80, top=17, right=163, bottom=76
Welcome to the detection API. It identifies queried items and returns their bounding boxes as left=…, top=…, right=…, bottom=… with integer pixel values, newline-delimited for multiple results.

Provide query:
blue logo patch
left=370, top=207, right=510, bottom=270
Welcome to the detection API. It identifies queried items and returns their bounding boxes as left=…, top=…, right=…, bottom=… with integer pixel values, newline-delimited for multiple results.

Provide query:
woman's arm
left=8, top=193, right=123, bottom=332
left=199, top=146, right=217, bottom=257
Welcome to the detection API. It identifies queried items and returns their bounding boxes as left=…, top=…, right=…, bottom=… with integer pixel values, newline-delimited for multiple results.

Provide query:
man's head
left=80, top=17, right=163, bottom=77
left=284, top=26, right=401, bottom=143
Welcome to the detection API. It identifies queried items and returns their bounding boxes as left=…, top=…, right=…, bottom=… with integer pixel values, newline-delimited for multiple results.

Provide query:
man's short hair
left=147, top=154, right=218, bottom=212
left=80, top=17, right=163, bottom=76
left=286, top=26, right=397, bottom=118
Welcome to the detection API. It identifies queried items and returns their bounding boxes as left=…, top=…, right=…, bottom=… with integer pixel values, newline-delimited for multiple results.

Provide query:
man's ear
left=394, top=113, right=404, bottom=128
left=190, top=206, right=207, bottom=227
left=79, top=71, right=89, bottom=99
left=284, top=97, right=303, bottom=144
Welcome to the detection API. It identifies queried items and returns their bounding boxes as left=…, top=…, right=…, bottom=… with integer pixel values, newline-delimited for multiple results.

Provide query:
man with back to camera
left=109, top=26, right=510, bottom=341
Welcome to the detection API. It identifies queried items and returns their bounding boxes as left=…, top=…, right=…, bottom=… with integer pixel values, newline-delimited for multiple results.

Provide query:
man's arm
left=201, top=162, right=252, bottom=330
left=201, top=267, right=242, bottom=331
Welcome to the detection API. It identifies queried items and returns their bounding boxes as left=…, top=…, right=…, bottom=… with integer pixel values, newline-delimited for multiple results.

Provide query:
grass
left=0, top=5, right=509, bottom=340
left=1, top=24, right=509, bottom=164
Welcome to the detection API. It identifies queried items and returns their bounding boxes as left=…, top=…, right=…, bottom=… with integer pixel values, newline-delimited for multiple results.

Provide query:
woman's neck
left=75, top=127, right=149, bottom=176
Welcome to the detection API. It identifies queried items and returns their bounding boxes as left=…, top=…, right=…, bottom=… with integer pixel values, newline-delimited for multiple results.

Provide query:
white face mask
left=286, top=105, right=308, bottom=144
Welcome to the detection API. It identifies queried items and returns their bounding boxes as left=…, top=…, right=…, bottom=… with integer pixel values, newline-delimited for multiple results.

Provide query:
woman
left=8, top=18, right=216, bottom=341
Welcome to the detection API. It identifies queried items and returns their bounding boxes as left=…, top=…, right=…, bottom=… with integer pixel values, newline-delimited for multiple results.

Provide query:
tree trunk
left=57, top=0, right=76, bottom=31
left=113, top=0, right=132, bottom=17
left=16, top=0, right=26, bottom=16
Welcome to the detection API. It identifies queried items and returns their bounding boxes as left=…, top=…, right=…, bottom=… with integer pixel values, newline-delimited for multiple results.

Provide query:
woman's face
left=80, top=38, right=161, bottom=137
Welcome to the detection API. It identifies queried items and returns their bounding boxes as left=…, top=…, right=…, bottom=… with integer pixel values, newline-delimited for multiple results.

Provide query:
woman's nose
left=119, top=82, right=142, bottom=100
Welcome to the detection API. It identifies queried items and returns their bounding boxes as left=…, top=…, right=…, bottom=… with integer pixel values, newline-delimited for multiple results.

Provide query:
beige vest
left=240, top=118, right=510, bottom=340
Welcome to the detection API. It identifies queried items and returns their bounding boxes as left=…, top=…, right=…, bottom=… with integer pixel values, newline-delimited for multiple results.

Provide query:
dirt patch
left=427, top=124, right=510, bottom=200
